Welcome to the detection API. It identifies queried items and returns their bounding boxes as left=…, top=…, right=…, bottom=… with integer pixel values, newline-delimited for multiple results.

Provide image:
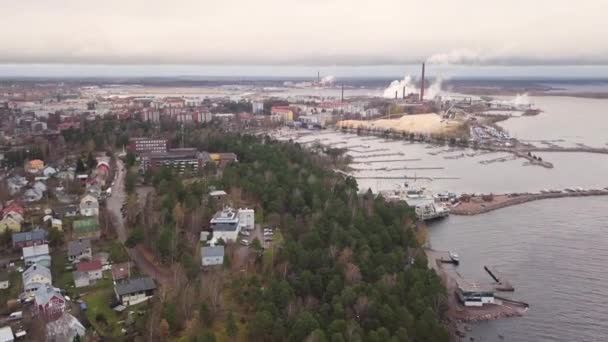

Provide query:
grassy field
left=84, top=277, right=124, bottom=339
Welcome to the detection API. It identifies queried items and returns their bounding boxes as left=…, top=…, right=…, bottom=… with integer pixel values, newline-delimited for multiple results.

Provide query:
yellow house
left=270, top=106, right=294, bottom=122
left=0, top=216, right=21, bottom=233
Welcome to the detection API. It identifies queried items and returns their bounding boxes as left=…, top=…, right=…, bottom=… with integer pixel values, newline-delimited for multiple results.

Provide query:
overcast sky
left=1, top=0, right=607, bottom=76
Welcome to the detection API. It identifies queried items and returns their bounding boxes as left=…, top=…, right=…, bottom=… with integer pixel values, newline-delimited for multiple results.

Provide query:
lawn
left=84, top=282, right=124, bottom=339
left=0, top=271, right=23, bottom=314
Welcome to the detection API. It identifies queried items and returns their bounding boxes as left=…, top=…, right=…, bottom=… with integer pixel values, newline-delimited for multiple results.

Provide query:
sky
left=1, top=0, right=607, bottom=77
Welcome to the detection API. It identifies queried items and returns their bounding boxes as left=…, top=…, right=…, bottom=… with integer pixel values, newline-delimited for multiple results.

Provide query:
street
left=106, top=159, right=171, bottom=286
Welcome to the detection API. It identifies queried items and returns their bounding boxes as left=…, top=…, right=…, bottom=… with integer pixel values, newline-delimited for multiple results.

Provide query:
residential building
left=0, top=326, right=13, bottom=342
left=252, top=101, right=264, bottom=114
left=270, top=106, right=294, bottom=122
left=26, top=159, right=45, bottom=174
left=73, top=260, right=103, bottom=288
left=23, top=244, right=51, bottom=268
left=237, top=208, right=255, bottom=230
left=12, top=228, right=48, bottom=249
left=0, top=217, right=21, bottom=233
left=209, top=207, right=240, bottom=242
left=114, top=277, right=157, bottom=306
left=140, top=148, right=211, bottom=173
left=209, top=152, right=238, bottom=168
left=79, top=194, right=99, bottom=217
left=22, top=264, right=52, bottom=298
left=46, top=313, right=85, bottom=342
left=456, top=279, right=495, bottom=307
left=128, top=138, right=168, bottom=154
left=67, top=239, right=92, bottom=263
left=0, top=272, right=9, bottom=290
left=72, top=218, right=100, bottom=240
left=201, top=246, right=225, bottom=267
left=35, top=285, right=66, bottom=321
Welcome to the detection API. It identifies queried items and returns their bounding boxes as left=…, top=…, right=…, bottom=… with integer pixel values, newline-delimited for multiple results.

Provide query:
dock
left=350, top=158, right=422, bottom=164
left=434, top=250, right=459, bottom=264
left=485, top=266, right=514, bottom=291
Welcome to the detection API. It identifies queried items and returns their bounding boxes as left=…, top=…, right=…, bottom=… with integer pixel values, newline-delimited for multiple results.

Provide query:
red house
left=35, top=285, right=67, bottom=321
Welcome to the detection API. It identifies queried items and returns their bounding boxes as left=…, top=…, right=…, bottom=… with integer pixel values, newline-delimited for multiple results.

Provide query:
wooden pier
left=485, top=266, right=514, bottom=291
left=352, top=152, right=405, bottom=158
left=350, top=158, right=422, bottom=164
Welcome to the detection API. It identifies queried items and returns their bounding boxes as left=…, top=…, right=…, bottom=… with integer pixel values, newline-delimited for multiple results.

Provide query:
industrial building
left=140, top=148, right=211, bottom=173
left=128, top=138, right=168, bottom=154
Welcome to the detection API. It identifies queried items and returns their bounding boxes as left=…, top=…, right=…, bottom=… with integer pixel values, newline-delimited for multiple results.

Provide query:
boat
left=449, top=251, right=460, bottom=264
left=381, top=183, right=451, bottom=221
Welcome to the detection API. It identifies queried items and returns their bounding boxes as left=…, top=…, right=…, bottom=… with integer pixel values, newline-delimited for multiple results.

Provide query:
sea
left=281, top=93, right=608, bottom=341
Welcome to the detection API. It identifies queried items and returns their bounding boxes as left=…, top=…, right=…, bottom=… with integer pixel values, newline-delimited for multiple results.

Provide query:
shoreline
left=451, top=190, right=608, bottom=215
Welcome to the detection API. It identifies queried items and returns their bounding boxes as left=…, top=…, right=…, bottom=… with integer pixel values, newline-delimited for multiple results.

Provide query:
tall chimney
left=341, top=84, right=344, bottom=102
left=395, top=90, right=398, bottom=99
left=402, top=86, right=405, bottom=99
left=420, top=62, right=425, bottom=102
left=317, top=71, right=320, bottom=83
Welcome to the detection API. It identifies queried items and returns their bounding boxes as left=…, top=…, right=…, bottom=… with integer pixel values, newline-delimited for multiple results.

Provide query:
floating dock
left=485, top=266, right=514, bottom=291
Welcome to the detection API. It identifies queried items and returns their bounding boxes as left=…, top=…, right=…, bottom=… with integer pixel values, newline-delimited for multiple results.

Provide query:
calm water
left=285, top=95, right=608, bottom=341
left=428, top=197, right=608, bottom=342
left=498, top=96, right=608, bottom=148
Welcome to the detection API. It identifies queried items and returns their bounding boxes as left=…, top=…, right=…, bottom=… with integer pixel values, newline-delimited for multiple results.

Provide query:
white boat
left=382, top=183, right=451, bottom=221
left=449, top=251, right=460, bottom=264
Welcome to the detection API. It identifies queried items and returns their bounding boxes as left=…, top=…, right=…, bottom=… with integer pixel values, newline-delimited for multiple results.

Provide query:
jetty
left=485, top=266, right=514, bottom=291
left=350, top=158, right=422, bottom=164
left=353, top=152, right=405, bottom=158
left=452, top=189, right=608, bottom=215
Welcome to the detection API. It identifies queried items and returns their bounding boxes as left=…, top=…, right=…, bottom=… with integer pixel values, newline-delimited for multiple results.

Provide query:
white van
left=9, top=311, right=23, bottom=320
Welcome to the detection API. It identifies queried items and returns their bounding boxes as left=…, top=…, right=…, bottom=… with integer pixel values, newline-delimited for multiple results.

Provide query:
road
left=106, top=159, right=171, bottom=286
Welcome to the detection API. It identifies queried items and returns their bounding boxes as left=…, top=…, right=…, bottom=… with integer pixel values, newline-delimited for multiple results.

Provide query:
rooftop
left=67, top=239, right=92, bottom=257
left=23, top=244, right=50, bottom=258
left=115, top=277, right=156, bottom=296
left=76, top=260, right=102, bottom=272
left=201, top=245, right=225, bottom=258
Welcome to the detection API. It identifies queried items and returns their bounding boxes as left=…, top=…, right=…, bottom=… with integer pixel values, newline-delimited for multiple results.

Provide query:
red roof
left=271, top=106, right=292, bottom=113
left=3, top=202, right=24, bottom=216
left=77, top=260, right=102, bottom=272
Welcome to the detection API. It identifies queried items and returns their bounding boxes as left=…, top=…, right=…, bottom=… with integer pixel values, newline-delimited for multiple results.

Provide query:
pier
left=350, top=166, right=443, bottom=171
left=485, top=266, right=514, bottom=291
left=350, top=158, right=422, bottom=164
left=452, top=189, right=608, bottom=215
left=352, top=152, right=405, bottom=158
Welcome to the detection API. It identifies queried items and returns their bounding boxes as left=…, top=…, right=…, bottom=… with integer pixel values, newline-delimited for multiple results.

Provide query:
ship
left=381, top=183, right=451, bottom=221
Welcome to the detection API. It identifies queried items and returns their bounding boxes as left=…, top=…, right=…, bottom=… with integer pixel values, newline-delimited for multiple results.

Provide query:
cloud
left=1, top=0, right=607, bottom=66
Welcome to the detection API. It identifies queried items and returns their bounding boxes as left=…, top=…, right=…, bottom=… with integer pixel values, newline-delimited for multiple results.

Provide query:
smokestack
left=402, top=86, right=405, bottom=99
left=395, top=90, right=398, bottom=99
left=317, top=71, right=320, bottom=84
left=420, top=62, right=425, bottom=102
left=341, top=84, right=344, bottom=102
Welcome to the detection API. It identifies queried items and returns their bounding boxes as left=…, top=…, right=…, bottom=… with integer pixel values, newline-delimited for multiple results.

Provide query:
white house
left=79, top=194, right=99, bottom=217
left=22, top=264, right=53, bottom=298
left=73, top=260, right=103, bottom=288
left=456, top=280, right=495, bottom=307
left=209, top=208, right=240, bottom=242
left=237, top=208, right=255, bottom=230
left=201, top=246, right=224, bottom=267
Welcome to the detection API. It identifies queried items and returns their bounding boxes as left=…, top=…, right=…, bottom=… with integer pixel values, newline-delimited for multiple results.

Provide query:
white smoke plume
left=382, top=75, right=442, bottom=99
left=512, top=93, right=530, bottom=106
left=319, top=75, right=335, bottom=85
left=426, top=48, right=485, bottom=65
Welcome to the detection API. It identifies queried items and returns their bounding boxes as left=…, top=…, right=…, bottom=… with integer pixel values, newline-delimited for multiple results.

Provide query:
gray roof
left=23, top=264, right=52, bottom=284
left=201, top=246, right=224, bottom=258
left=23, top=244, right=50, bottom=258
left=13, top=228, right=48, bottom=243
left=115, top=277, right=156, bottom=296
left=67, top=239, right=91, bottom=257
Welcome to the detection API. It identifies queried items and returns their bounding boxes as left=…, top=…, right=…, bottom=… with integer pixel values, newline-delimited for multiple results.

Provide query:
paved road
left=106, top=159, right=170, bottom=286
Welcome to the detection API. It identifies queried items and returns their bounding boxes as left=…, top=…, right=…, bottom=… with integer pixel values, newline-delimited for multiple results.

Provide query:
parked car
left=240, top=239, right=250, bottom=246
left=239, top=231, right=250, bottom=236
left=8, top=311, right=23, bottom=320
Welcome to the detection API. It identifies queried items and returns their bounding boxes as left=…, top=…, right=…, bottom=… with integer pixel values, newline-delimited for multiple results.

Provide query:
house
left=55, top=205, right=79, bottom=218
left=23, top=188, right=44, bottom=202
left=209, top=152, right=238, bottom=168
left=42, top=166, right=58, bottom=178
left=12, top=228, right=48, bottom=249
left=35, top=285, right=66, bottom=321
left=209, top=190, right=227, bottom=201
left=23, top=244, right=51, bottom=268
left=114, top=277, right=157, bottom=307
left=51, top=218, right=63, bottom=231
left=79, top=194, right=99, bottom=217
left=0, top=272, right=9, bottom=290
left=73, top=271, right=90, bottom=288
left=2, top=202, right=24, bottom=218
left=72, top=218, right=100, bottom=240
left=67, top=239, right=92, bottom=263
left=75, top=260, right=103, bottom=285
left=26, top=159, right=45, bottom=174
left=270, top=106, right=294, bottom=122
left=456, top=279, right=495, bottom=307
left=111, top=262, right=132, bottom=281
left=46, top=313, right=85, bottom=342
left=0, top=326, right=14, bottom=342
left=22, top=264, right=52, bottom=297
left=209, top=207, right=241, bottom=242
left=6, top=176, right=27, bottom=195
left=0, top=216, right=21, bottom=233
left=237, top=208, right=255, bottom=230
left=201, top=246, right=224, bottom=267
